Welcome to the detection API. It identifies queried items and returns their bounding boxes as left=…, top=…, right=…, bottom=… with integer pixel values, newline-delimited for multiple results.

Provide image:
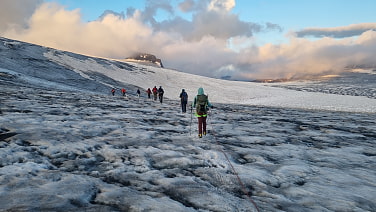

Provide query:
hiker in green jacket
left=192, top=87, right=213, bottom=138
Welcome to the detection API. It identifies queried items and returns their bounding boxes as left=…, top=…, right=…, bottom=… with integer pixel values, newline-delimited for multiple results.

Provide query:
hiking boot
left=203, top=131, right=206, bottom=136
left=198, top=134, right=202, bottom=138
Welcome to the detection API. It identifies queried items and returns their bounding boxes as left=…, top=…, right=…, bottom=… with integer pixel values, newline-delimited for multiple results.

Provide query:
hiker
left=146, top=88, right=152, bottom=99
left=111, top=88, right=116, bottom=96
left=179, top=89, right=188, bottom=113
left=158, top=86, right=164, bottom=103
left=192, top=87, right=213, bottom=138
left=137, top=89, right=141, bottom=97
left=121, top=88, right=126, bottom=96
left=152, top=86, right=158, bottom=101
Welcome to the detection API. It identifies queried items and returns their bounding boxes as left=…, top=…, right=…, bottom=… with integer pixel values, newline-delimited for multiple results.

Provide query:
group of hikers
left=111, top=86, right=213, bottom=138
left=179, top=87, right=214, bottom=138
left=111, top=86, right=164, bottom=103
left=111, top=87, right=132, bottom=97
left=146, top=86, right=164, bottom=103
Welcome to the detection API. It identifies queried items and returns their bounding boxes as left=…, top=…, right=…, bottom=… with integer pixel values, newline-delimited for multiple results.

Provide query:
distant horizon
left=3, top=35, right=375, bottom=84
left=1, top=0, right=376, bottom=80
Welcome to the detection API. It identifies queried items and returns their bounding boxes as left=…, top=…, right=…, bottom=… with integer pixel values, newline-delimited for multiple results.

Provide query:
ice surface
left=0, top=37, right=375, bottom=211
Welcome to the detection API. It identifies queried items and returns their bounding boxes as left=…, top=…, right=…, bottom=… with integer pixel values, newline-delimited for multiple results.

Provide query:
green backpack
left=196, top=95, right=208, bottom=114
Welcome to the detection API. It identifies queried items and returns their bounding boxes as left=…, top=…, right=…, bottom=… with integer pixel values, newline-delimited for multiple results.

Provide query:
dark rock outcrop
left=126, top=53, right=163, bottom=68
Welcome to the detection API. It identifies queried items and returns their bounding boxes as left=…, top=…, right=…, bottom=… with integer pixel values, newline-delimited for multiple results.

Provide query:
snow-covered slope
left=44, top=51, right=376, bottom=113
left=1, top=37, right=375, bottom=112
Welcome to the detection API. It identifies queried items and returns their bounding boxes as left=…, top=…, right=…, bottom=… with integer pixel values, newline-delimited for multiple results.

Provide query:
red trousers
left=197, top=116, right=207, bottom=135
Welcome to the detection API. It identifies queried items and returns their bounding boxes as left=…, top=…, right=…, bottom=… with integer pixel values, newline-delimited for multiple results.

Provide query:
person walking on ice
left=146, top=88, right=152, bottom=99
left=158, top=86, right=164, bottom=103
left=121, top=88, right=126, bottom=96
left=192, top=87, right=213, bottom=138
left=179, top=89, right=188, bottom=113
left=152, top=86, right=158, bottom=101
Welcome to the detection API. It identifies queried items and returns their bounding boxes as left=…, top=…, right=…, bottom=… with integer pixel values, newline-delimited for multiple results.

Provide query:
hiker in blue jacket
left=192, top=87, right=213, bottom=138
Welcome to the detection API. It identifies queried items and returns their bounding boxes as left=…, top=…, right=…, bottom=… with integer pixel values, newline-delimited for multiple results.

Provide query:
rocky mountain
left=125, top=53, right=164, bottom=68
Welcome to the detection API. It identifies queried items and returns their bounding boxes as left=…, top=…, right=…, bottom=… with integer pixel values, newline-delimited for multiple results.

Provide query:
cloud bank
left=0, top=0, right=43, bottom=32
left=1, top=0, right=376, bottom=80
left=296, top=23, right=376, bottom=39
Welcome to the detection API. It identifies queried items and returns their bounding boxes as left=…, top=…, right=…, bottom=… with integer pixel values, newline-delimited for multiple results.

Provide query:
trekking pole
left=190, top=106, right=193, bottom=136
left=207, top=107, right=212, bottom=124
left=207, top=106, right=213, bottom=133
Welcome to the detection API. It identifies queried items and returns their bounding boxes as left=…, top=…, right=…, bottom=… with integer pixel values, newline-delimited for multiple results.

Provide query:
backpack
left=196, top=95, right=208, bottom=114
left=181, top=92, right=188, bottom=102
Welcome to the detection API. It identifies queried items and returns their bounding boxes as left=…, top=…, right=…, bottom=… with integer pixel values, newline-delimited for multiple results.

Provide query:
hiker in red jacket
left=152, top=86, right=158, bottom=101
left=121, top=88, right=126, bottom=96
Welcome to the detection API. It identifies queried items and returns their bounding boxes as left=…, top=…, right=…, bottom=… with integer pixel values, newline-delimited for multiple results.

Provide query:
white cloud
left=1, top=0, right=375, bottom=81
left=296, top=23, right=376, bottom=38
left=3, top=3, right=157, bottom=58
left=178, top=0, right=196, bottom=12
left=208, top=0, right=235, bottom=11
left=236, top=30, right=376, bottom=79
left=0, top=0, right=43, bottom=33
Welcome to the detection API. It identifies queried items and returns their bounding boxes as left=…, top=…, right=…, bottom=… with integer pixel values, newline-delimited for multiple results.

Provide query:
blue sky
left=49, top=0, right=376, bottom=26
left=46, top=0, right=376, bottom=44
left=1, top=0, right=376, bottom=80
left=237, top=0, right=376, bottom=27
